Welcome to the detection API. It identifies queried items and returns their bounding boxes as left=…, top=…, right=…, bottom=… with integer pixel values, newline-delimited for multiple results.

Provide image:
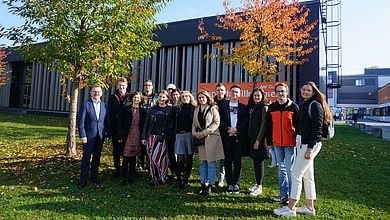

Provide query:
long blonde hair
left=177, top=90, right=197, bottom=107
left=303, top=81, right=333, bottom=124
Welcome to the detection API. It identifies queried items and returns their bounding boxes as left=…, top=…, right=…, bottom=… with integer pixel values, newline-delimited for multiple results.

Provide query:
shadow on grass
left=15, top=185, right=274, bottom=218
left=2, top=148, right=278, bottom=218
left=2, top=124, right=389, bottom=218
left=1, top=153, right=80, bottom=186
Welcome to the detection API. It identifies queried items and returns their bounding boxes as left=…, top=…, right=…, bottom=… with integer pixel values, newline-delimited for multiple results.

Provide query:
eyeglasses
left=276, top=90, right=287, bottom=93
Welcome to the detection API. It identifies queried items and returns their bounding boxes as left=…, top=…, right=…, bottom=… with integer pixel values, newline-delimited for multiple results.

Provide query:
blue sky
left=1, top=0, right=389, bottom=74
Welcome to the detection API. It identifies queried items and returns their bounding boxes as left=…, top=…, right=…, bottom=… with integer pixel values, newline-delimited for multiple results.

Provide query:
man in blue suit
left=78, top=85, right=110, bottom=188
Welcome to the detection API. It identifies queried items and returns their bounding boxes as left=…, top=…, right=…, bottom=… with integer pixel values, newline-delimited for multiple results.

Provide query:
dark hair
left=230, top=84, right=241, bottom=90
left=170, top=88, right=181, bottom=96
left=248, top=88, right=268, bottom=107
left=216, top=83, right=226, bottom=89
left=129, top=91, right=144, bottom=107
left=144, top=79, right=153, bottom=85
left=196, top=90, right=215, bottom=106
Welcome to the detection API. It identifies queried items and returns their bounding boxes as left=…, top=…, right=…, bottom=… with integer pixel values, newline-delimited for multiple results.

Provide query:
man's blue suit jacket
left=78, top=99, right=110, bottom=140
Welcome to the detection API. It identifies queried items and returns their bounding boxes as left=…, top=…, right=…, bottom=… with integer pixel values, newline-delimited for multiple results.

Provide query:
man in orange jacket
left=266, top=83, right=299, bottom=203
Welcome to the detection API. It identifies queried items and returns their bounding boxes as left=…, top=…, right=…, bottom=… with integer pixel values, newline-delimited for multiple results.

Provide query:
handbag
left=193, top=127, right=206, bottom=146
left=193, top=107, right=211, bottom=146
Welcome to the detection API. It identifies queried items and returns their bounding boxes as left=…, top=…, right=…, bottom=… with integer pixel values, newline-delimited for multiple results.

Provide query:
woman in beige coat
left=193, top=90, right=224, bottom=196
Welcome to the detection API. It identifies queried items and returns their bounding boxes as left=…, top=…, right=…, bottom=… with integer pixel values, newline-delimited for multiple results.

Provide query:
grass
left=0, top=112, right=389, bottom=219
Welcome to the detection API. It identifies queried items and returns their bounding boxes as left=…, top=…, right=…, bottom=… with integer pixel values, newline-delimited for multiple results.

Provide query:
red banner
left=197, top=81, right=287, bottom=103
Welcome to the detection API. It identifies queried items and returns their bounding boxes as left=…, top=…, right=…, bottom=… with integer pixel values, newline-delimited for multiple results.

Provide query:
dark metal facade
left=0, top=1, right=320, bottom=112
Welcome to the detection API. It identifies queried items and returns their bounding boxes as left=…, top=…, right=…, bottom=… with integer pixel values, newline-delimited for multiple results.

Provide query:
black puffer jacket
left=297, top=97, right=324, bottom=149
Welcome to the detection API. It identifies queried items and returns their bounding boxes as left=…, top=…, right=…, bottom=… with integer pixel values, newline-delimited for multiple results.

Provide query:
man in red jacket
left=267, top=83, right=298, bottom=203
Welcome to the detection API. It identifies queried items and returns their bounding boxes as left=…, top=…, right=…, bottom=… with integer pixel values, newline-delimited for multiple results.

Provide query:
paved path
left=348, top=118, right=390, bottom=141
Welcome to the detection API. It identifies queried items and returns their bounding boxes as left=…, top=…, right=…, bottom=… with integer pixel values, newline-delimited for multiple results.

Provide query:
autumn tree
left=0, top=47, right=8, bottom=87
left=198, top=0, right=317, bottom=83
left=1, top=0, right=170, bottom=156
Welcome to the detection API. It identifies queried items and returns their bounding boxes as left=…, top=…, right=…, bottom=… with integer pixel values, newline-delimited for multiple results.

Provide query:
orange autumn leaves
left=198, top=0, right=317, bottom=79
left=0, top=47, right=8, bottom=87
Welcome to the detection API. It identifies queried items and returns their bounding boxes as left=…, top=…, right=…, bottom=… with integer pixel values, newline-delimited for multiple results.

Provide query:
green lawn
left=0, top=112, right=389, bottom=219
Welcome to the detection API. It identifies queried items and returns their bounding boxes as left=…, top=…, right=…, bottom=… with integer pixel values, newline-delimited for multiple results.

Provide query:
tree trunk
left=252, top=75, right=258, bottom=90
left=66, top=81, right=79, bottom=156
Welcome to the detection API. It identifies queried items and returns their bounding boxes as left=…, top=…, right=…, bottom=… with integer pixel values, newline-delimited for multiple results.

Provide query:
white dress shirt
left=92, top=99, right=101, bottom=120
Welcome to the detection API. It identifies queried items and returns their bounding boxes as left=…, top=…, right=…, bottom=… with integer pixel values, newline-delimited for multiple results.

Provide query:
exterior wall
left=2, top=1, right=320, bottom=112
left=0, top=64, right=11, bottom=107
left=26, top=41, right=303, bottom=112
left=378, top=83, right=390, bottom=105
left=337, top=75, right=378, bottom=106
left=29, top=62, right=112, bottom=111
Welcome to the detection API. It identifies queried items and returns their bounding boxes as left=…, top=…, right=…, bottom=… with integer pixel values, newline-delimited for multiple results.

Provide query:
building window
left=355, top=79, right=365, bottom=86
left=327, top=88, right=333, bottom=98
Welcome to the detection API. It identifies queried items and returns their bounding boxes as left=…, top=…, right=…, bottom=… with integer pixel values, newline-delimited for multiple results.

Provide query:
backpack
left=308, top=100, right=335, bottom=140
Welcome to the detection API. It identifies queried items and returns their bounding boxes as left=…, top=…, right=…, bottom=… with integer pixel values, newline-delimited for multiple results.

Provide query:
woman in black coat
left=247, top=88, right=269, bottom=196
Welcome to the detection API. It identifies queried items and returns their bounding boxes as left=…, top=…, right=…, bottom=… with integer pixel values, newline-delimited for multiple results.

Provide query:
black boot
left=128, top=156, right=136, bottom=184
left=198, top=184, right=206, bottom=195
left=204, top=184, right=212, bottom=196
left=122, top=157, right=130, bottom=185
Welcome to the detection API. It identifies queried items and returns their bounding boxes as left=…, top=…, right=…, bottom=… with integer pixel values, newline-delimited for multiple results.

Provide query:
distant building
left=337, top=68, right=390, bottom=119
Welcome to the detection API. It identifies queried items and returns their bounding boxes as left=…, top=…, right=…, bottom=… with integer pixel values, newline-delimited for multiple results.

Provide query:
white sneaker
left=273, top=206, right=296, bottom=217
left=218, top=178, right=224, bottom=188
left=248, top=185, right=257, bottom=192
left=250, top=186, right=262, bottom=196
left=296, top=206, right=316, bottom=215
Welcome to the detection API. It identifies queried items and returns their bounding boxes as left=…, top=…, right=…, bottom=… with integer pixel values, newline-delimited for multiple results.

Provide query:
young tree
left=0, top=47, right=8, bottom=87
left=1, top=0, right=170, bottom=156
left=198, top=0, right=317, bottom=83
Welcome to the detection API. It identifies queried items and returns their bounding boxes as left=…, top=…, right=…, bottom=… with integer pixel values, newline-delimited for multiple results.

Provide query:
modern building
left=337, top=68, right=390, bottom=119
left=0, top=0, right=338, bottom=114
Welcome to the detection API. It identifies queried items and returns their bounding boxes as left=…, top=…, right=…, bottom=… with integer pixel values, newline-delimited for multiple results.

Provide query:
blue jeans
left=200, top=160, right=216, bottom=185
left=274, top=146, right=295, bottom=197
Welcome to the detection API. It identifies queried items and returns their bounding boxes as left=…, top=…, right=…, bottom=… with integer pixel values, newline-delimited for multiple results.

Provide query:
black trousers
left=176, top=154, right=193, bottom=183
left=252, top=157, right=265, bottom=185
left=223, top=136, right=242, bottom=186
left=167, top=139, right=177, bottom=175
left=122, top=156, right=136, bottom=182
left=112, top=140, right=124, bottom=174
left=137, top=144, right=147, bottom=169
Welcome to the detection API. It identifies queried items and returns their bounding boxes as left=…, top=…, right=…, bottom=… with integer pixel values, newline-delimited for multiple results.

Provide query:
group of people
left=77, top=78, right=332, bottom=217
